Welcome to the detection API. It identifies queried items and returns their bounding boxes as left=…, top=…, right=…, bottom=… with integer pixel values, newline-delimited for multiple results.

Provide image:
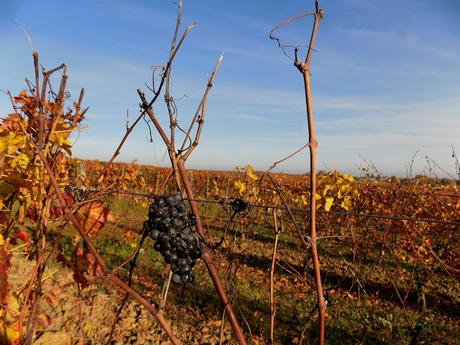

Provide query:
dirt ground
left=9, top=254, right=245, bottom=345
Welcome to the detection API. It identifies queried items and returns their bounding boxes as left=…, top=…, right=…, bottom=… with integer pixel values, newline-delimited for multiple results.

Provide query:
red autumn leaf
left=71, top=247, right=103, bottom=288
left=0, top=113, right=23, bottom=131
left=62, top=191, right=75, bottom=206
left=52, top=206, right=62, bottom=217
left=17, top=229, right=29, bottom=242
left=12, top=89, right=29, bottom=104
left=26, top=203, right=38, bottom=224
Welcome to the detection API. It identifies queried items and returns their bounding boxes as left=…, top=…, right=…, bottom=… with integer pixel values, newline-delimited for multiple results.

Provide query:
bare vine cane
left=269, top=210, right=281, bottom=345
left=139, top=50, right=248, bottom=344
left=177, top=55, right=225, bottom=161
left=163, top=0, right=185, bottom=190
left=270, top=1, right=326, bottom=344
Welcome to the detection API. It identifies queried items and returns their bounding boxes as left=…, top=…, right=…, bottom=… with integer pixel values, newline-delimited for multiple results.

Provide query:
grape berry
left=144, top=193, right=201, bottom=283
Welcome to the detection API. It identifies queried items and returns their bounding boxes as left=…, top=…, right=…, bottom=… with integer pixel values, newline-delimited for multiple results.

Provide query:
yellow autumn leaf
left=233, top=180, right=246, bottom=195
left=324, top=196, right=334, bottom=211
left=51, top=129, right=72, bottom=149
left=4, top=322, right=20, bottom=344
left=246, top=164, right=258, bottom=181
left=5, top=291, right=20, bottom=323
left=7, top=132, right=26, bottom=151
left=339, top=184, right=352, bottom=194
left=84, top=322, right=95, bottom=334
left=301, top=194, right=309, bottom=205
left=341, top=196, right=352, bottom=211
left=343, top=173, right=354, bottom=182
left=11, top=153, right=29, bottom=171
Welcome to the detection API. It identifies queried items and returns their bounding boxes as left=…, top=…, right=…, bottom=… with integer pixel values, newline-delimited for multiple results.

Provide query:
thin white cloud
left=236, top=114, right=278, bottom=123
left=341, top=26, right=460, bottom=63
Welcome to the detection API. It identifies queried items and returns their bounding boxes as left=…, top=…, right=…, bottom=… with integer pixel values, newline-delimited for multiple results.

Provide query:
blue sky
left=1, top=0, right=459, bottom=176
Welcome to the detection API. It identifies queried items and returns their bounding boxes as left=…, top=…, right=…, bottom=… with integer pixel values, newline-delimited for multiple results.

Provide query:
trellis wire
left=104, top=189, right=460, bottom=227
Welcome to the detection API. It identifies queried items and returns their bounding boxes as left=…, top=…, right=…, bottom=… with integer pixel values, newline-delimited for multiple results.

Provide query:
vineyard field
left=5, top=159, right=458, bottom=344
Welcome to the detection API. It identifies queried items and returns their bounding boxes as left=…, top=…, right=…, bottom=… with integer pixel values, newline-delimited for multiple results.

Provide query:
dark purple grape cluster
left=144, top=193, right=201, bottom=283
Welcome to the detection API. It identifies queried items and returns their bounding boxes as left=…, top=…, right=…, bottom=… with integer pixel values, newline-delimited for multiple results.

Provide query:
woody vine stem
left=298, top=3, right=326, bottom=344
left=270, top=1, right=326, bottom=343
